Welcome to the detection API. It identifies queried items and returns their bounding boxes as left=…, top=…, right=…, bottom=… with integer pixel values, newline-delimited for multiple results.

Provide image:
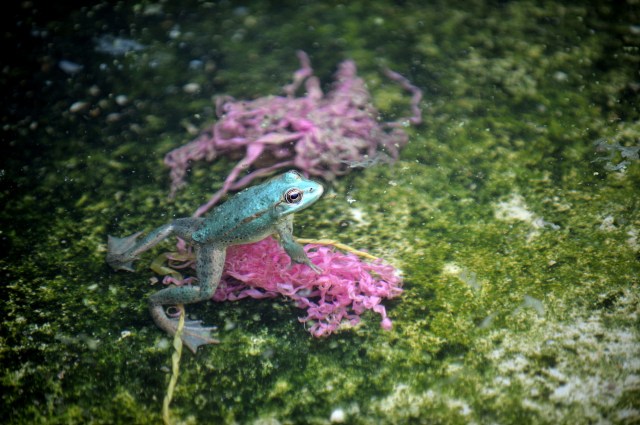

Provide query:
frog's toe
left=181, top=322, right=219, bottom=354
left=308, top=262, right=323, bottom=274
left=297, top=259, right=322, bottom=274
left=106, top=232, right=143, bottom=271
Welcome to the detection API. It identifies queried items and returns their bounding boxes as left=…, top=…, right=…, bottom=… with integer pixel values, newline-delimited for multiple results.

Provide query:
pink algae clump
left=165, top=51, right=422, bottom=217
left=166, top=237, right=403, bottom=337
left=218, top=237, right=403, bottom=336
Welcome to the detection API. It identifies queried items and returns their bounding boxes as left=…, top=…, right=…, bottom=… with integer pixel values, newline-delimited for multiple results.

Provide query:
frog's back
left=192, top=182, right=281, bottom=245
left=191, top=171, right=323, bottom=245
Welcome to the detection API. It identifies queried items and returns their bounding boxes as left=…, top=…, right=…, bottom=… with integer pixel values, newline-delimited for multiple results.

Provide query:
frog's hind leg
left=106, top=218, right=202, bottom=272
left=148, top=243, right=225, bottom=353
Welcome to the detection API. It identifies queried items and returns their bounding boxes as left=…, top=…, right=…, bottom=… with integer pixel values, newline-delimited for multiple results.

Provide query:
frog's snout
left=307, top=181, right=324, bottom=202
left=310, top=183, right=324, bottom=196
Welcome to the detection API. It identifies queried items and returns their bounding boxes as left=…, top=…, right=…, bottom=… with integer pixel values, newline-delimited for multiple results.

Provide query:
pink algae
left=164, top=237, right=403, bottom=337
left=164, top=51, right=422, bottom=217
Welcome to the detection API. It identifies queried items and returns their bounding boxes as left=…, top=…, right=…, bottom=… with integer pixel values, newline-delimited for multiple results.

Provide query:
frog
left=106, top=170, right=324, bottom=353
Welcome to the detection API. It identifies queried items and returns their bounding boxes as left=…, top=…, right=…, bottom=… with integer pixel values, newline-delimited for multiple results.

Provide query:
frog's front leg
left=149, top=243, right=225, bottom=353
left=276, top=216, right=321, bottom=273
left=106, top=218, right=202, bottom=271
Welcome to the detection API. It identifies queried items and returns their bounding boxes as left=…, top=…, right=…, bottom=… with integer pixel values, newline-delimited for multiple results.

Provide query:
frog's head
left=273, top=170, right=324, bottom=216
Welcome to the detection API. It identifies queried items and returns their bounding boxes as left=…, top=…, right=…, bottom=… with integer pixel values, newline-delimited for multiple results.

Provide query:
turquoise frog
left=106, top=171, right=323, bottom=353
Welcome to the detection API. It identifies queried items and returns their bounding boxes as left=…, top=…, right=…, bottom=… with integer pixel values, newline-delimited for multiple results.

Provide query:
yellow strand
left=162, top=304, right=185, bottom=425
left=295, top=238, right=379, bottom=261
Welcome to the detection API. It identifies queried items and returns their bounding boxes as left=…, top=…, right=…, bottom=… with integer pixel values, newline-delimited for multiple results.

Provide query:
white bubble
left=330, top=408, right=346, bottom=423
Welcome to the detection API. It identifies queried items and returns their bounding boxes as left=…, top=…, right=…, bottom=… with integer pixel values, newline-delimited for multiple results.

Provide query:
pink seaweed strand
left=160, top=237, right=402, bottom=336
left=191, top=237, right=404, bottom=336
left=164, top=51, right=422, bottom=217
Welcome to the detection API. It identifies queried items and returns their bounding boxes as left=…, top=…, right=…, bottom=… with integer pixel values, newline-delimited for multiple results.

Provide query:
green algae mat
left=1, top=1, right=639, bottom=424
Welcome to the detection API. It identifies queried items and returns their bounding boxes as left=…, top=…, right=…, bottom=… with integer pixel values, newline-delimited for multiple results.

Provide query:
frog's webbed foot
left=150, top=304, right=219, bottom=353
left=106, top=232, right=143, bottom=271
left=180, top=320, right=220, bottom=354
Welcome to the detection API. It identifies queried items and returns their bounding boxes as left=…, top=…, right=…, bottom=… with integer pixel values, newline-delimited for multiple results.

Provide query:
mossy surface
left=1, top=1, right=639, bottom=424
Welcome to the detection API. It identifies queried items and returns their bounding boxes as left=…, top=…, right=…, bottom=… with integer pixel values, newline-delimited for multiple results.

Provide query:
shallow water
left=2, top=1, right=639, bottom=423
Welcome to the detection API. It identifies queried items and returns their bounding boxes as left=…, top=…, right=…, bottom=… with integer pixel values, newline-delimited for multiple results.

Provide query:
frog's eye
left=284, top=188, right=303, bottom=204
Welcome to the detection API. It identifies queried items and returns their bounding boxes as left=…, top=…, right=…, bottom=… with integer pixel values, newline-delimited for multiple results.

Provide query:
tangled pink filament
left=163, top=237, right=403, bottom=337
left=165, top=51, right=422, bottom=217
left=218, top=237, right=402, bottom=336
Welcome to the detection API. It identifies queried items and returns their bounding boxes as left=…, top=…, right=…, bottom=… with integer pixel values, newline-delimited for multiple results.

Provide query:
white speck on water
left=95, top=35, right=145, bottom=55
left=189, top=59, right=204, bottom=70
left=349, top=207, right=369, bottom=225
left=59, top=60, right=84, bottom=75
left=183, top=82, right=201, bottom=94
left=69, top=101, right=89, bottom=113
left=156, top=338, right=170, bottom=350
left=115, top=94, right=128, bottom=106
left=442, top=262, right=462, bottom=274
left=553, top=71, right=568, bottom=82
left=330, top=408, right=346, bottom=423
left=168, top=25, right=181, bottom=39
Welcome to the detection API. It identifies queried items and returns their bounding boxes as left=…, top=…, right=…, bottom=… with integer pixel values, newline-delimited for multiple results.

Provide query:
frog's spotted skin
left=106, top=171, right=323, bottom=353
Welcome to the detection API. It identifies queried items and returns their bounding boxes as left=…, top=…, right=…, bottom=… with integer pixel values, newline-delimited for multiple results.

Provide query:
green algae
left=2, top=0, right=639, bottom=424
